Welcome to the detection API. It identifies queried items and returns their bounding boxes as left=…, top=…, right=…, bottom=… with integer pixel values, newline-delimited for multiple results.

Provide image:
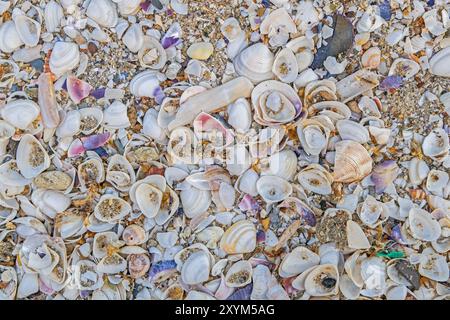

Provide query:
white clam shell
left=31, top=189, right=71, bottom=219
left=426, top=169, right=449, bottom=196
left=117, top=0, right=141, bottom=16
left=422, top=128, right=449, bottom=162
left=297, top=118, right=330, bottom=156
left=304, top=264, right=339, bottom=297
left=74, top=260, right=104, bottom=290
left=1, top=99, right=40, bottom=130
left=12, top=9, right=41, bottom=47
left=256, top=175, right=292, bottom=203
left=235, top=168, right=259, bottom=197
left=227, top=98, right=252, bottom=134
left=122, top=24, right=144, bottom=53
left=129, top=70, right=160, bottom=98
left=272, top=48, right=298, bottom=83
left=408, top=208, right=441, bottom=242
left=220, top=220, right=256, bottom=255
left=181, top=251, right=211, bottom=285
left=279, top=247, right=320, bottom=278
left=336, top=120, right=370, bottom=144
left=86, top=0, right=118, bottom=28
left=346, top=220, right=371, bottom=250
left=0, top=20, right=24, bottom=53
left=79, top=107, right=104, bottom=135
left=56, top=110, right=81, bottom=138
left=224, top=260, right=253, bottom=288
left=297, top=164, right=333, bottom=195
left=49, top=41, right=80, bottom=77
left=44, top=0, right=64, bottom=33
left=430, top=47, right=450, bottom=77
left=266, top=149, right=297, bottom=181
left=234, top=43, right=274, bottom=84
left=106, top=154, right=136, bottom=192
left=94, top=194, right=131, bottom=223
left=102, top=101, right=130, bottom=129
left=408, top=157, right=430, bottom=186
left=180, top=184, right=211, bottom=219
left=97, top=253, right=127, bottom=274
left=16, top=134, right=50, bottom=179
left=418, top=254, right=449, bottom=282
left=138, top=36, right=167, bottom=70
left=143, top=109, right=167, bottom=143
left=77, top=152, right=105, bottom=191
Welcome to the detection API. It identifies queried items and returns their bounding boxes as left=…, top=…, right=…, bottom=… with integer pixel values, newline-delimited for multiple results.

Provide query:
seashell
left=16, top=273, right=39, bottom=299
left=272, top=48, right=298, bottom=83
left=224, top=260, right=253, bottom=288
left=368, top=126, right=391, bottom=145
left=361, top=47, right=381, bottom=69
left=408, top=157, right=429, bottom=185
left=260, top=8, right=296, bottom=46
left=279, top=247, right=320, bottom=278
left=74, top=260, right=103, bottom=291
left=77, top=152, right=105, bottom=190
left=168, top=77, right=254, bottom=130
left=357, top=9, right=383, bottom=33
left=297, top=164, right=333, bottom=195
left=129, top=70, right=161, bottom=98
left=0, top=266, right=17, bottom=300
left=168, top=126, right=197, bottom=164
left=0, top=21, right=24, bottom=53
left=418, top=254, right=449, bottom=282
left=426, top=170, right=449, bottom=197
left=430, top=47, right=450, bottom=77
left=346, top=220, right=370, bottom=250
left=256, top=175, right=292, bottom=203
left=181, top=251, right=211, bottom=285
left=38, top=71, right=60, bottom=129
left=235, top=168, right=259, bottom=197
left=117, top=0, right=141, bottom=16
left=49, top=41, right=80, bottom=77
left=102, top=101, right=130, bottom=129
left=422, top=128, right=449, bottom=162
left=31, top=189, right=71, bottom=219
left=106, top=154, right=136, bottom=192
left=297, top=117, right=331, bottom=156
left=332, top=140, right=373, bottom=183
left=360, top=257, right=386, bottom=296
left=0, top=160, right=31, bottom=187
left=357, top=195, right=387, bottom=228
left=251, top=80, right=302, bottom=126
left=220, top=220, right=256, bottom=255
left=93, top=232, right=118, bottom=259
left=180, top=184, right=211, bottom=219
left=12, top=9, right=41, bottom=47
left=138, top=36, right=167, bottom=70
left=336, top=120, right=370, bottom=144
left=371, top=160, right=399, bottom=194
left=122, top=24, right=144, bottom=53
left=408, top=208, right=441, bottom=242
left=44, top=0, right=64, bottom=33
left=97, top=253, right=127, bottom=274
left=1, top=99, right=39, bottom=130
left=304, top=264, right=339, bottom=297
left=122, top=224, right=147, bottom=246
left=66, top=76, right=93, bottom=104
left=128, top=254, right=151, bottom=279
left=234, top=43, right=274, bottom=84
left=53, top=210, right=85, bottom=239
left=336, top=69, right=379, bottom=103
left=94, top=194, right=131, bottom=223
left=16, top=134, right=50, bottom=179
left=339, top=274, right=361, bottom=300
left=56, top=110, right=81, bottom=138
left=266, top=149, right=297, bottom=181
left=227, top=98, right=252, bottom=134
left=187, top=42, right=214, bottom=61
left=79, top=107, right=103, bottom=135
left=86, top=0, right=118, bottom=28
left=358, top=96, right=381, bottom=118
left=0, top=120, right=14, bottom=155
left=388, top=58, right=420, bottom=80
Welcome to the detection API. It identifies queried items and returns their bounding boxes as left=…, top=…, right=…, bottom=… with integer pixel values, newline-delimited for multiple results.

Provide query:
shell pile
left=0, top=0, right=449, bottom=300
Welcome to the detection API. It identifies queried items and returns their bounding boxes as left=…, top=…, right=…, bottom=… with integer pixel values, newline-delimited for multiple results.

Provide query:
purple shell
left=256, top=229, right=266, bottom=244
left=238, top=194, right=261, bottom=213
left=90, top=88, right=106, bottom=99
left=80, top=132, right=111, bottom=150
left=148, top=260, right=177, bottom=280
left=379, top=0, right=392, bottom=21
left=299, top=205, right=316, bottom=227
left=67, top=138, right=85, bottom=158
left=226, top=284, right=252, bottom=300
left=380, top=75, right=403, bottom=91
left=391, top=224, right=406, bottom=244
left=371, top=160, right=399, bottom=194
left=161, top=23, right=182, bottom=49
left=153, top=86, right=166, bottom=105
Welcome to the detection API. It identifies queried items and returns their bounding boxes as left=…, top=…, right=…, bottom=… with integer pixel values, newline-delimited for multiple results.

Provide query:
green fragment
left=376, top=250, right=405, bottom=259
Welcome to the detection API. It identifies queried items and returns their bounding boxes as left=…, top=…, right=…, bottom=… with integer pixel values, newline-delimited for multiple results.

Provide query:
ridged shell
left=332, top=140, right=373, bottom=183
left=234, top=43, right=274, bottom=84
left=49, top=41, right=80, bottom=77
left=220, top=220, right=256, bottom=254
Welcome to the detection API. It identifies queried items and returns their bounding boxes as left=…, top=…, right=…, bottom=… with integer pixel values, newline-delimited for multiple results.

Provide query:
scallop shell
left=408, top=208, right=441, bottom=242
left=49, top=41, right=80, bottom=77
left=256, top=175, right=292, bottom=203
left=332, top=140, right=373, bottom=183
left=220, top=220, right=256, bottom=255
left=16, top=134, right=50, bottom=179
left=234, top=43, right=274, bottom=84
left=1, top=99, right=40, bottom=130
left=304, top=264, right=339, bottom=297
left=224, top=260, right=253, bottom=288
left=279, top=247, right=320, bottom=278
left=138, top=36, right=167, bottom=70
left=94, top=194, right=132, bottom=223
left=86, top=0, right=118, bottom=28
left=0, top=21, right=23, bottom=53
